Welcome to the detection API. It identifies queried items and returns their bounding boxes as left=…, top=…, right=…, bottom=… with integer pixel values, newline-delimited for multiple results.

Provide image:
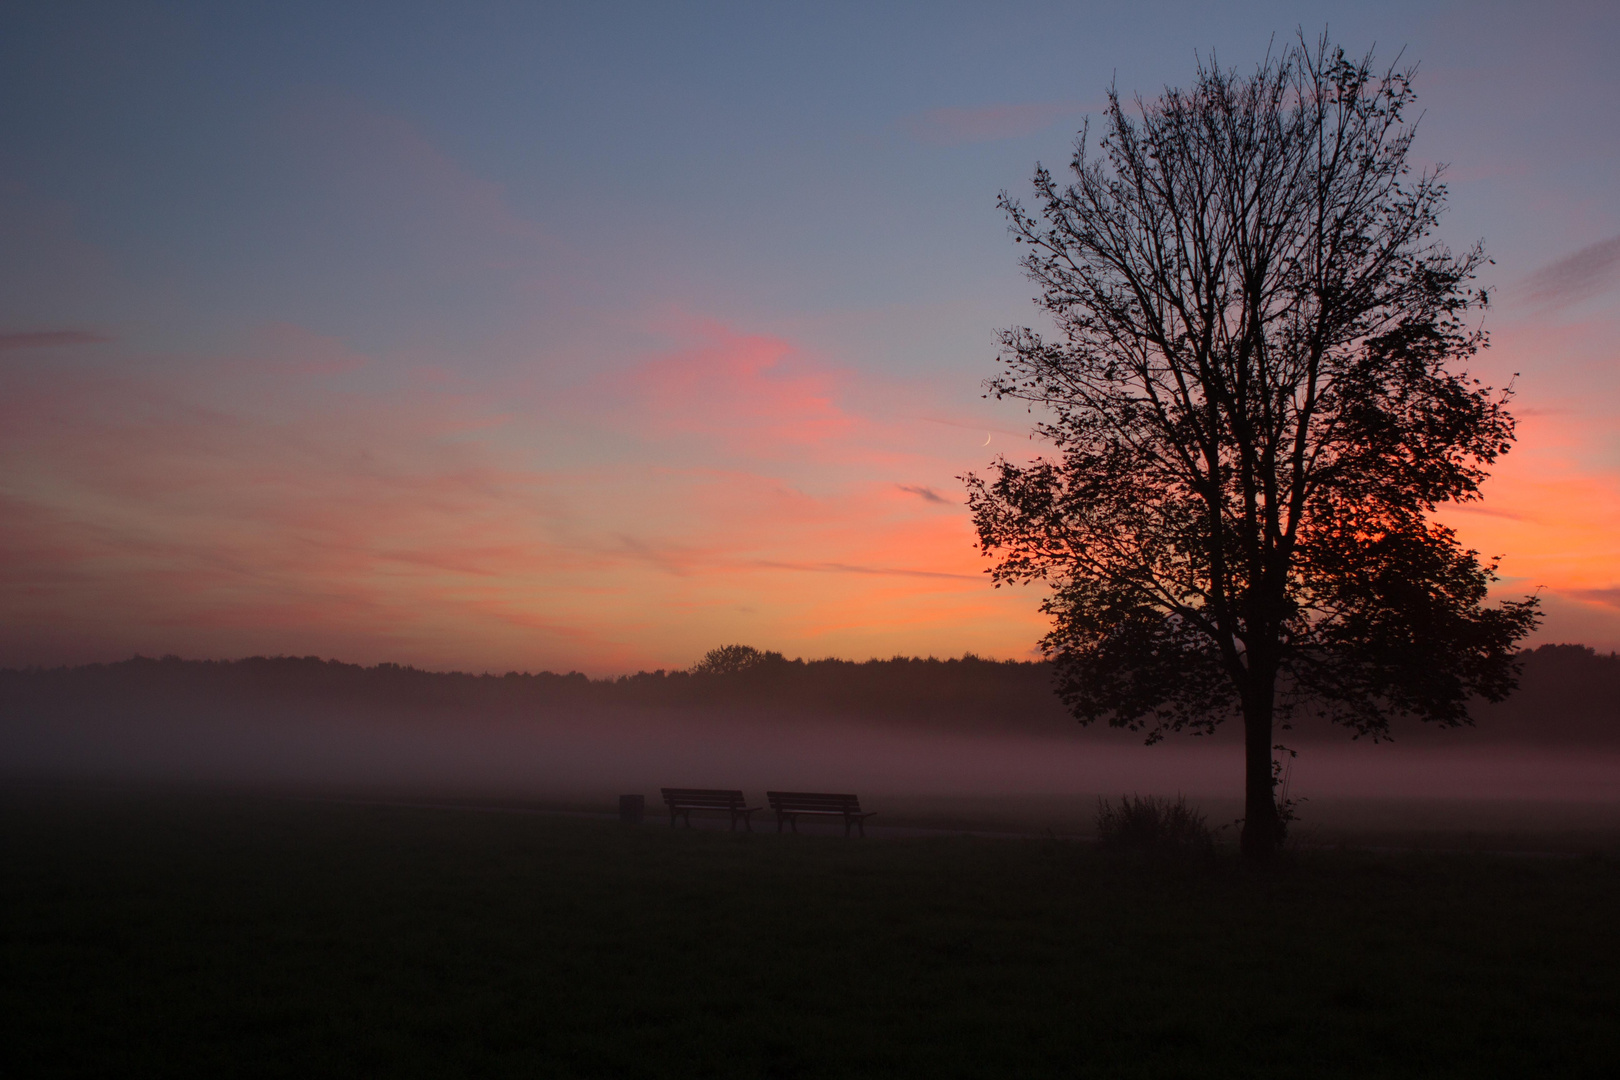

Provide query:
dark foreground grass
left=4, top=787, right=1617, bottom=1079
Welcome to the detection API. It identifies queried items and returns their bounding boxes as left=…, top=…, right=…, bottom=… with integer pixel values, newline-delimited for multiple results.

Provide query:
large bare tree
left=966, top=36, right=1539, bottom=858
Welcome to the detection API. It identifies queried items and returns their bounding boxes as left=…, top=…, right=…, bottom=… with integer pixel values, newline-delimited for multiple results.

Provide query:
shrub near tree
left=1095, top=795, right=1217, bottom=856
left=966, top=34, right=1539, bottom=859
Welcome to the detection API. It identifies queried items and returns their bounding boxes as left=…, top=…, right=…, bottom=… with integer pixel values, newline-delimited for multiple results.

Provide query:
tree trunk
left=1240, top=682, right=1283, bottom=859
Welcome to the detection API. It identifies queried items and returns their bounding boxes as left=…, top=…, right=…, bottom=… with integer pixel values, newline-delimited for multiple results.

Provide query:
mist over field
left=5, top=647, right=1616, bottom=832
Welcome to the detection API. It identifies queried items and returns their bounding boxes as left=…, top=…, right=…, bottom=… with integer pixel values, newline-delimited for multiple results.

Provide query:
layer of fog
left=4, top=704, right=1616, bottom=807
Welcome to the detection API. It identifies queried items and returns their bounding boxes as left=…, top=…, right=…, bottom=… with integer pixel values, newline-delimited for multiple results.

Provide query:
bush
left=1095, top=795, right=1217, bottom=854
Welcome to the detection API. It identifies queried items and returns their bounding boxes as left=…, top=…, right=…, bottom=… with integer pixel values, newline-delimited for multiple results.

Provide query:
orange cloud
left=1441, top=415, right=1620, bottom=573
left=1417, top=286, right=1620, bottom=651
left=1434, top=404, right=1620, bottom=648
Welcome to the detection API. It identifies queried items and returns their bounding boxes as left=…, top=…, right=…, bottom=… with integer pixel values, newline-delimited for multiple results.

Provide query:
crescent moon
left=982, top=433, right=992, bottom=446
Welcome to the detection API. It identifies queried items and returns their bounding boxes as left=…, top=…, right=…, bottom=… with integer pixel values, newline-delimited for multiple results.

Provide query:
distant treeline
left=2, top=643, right=1616, bottom=744
left=0, top=649, right=1071, bottom=733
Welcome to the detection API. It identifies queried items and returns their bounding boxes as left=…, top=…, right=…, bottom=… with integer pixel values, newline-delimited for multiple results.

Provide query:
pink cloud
left=619, top=318, right=856, bottom=452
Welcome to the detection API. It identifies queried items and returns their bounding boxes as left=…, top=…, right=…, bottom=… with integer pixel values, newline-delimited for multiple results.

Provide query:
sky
left=2, top=0, right=1617, bottom=674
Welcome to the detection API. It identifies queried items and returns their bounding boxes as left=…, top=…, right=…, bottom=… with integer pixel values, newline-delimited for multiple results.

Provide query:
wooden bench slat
left=767, top=792, right=860, bottom=804
left=765, top=791, right=876, bottom=836
left=653, top=789, right=874, bottom=835
left=658, top=788, right=761, bottom=831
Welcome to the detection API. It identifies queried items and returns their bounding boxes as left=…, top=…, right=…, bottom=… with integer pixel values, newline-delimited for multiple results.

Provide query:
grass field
left=4, top=785, right=1618, bottom=1078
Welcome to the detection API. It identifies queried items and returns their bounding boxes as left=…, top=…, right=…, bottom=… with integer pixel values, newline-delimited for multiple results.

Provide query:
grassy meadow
left=4, top=785, right=1618, bottom=1078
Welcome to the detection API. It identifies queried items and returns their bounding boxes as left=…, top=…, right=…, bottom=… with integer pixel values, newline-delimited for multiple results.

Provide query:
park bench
left=659, top=788, right=760, bottom=831
left=766, top=791, right=877, bottom=837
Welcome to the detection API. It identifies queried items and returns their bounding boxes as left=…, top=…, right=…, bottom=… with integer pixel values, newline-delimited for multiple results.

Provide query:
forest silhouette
left=4, top=643, right=1614, bottom=747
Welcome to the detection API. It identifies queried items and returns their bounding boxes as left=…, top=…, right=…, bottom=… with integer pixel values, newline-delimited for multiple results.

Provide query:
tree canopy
left=966, top=34, right=1540, bottom=856
left=689, top=644, right=785, bottom=676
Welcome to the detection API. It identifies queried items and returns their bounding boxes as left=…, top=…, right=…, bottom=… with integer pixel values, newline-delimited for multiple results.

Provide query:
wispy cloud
left=0, top=316, right=1045, bottom=670
left=0, top=330, right=112, bottom=351
left=750, top=559, right=978, bottom=582
left=1568, top=587, right=1620, bottom=610
left=900, top=101, right=1092, bottom=146
left=897, top=484, right=951, bottom=505
left=1521, top=233, right=1620, bottom=308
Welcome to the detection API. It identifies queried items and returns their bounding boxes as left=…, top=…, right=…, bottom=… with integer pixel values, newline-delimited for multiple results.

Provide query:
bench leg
left=668, top=810, right=677, bottom=828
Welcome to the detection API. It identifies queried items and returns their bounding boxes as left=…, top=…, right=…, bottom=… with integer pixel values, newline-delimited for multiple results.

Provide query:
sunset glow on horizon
left=3, top=2, right=1617, bottom=673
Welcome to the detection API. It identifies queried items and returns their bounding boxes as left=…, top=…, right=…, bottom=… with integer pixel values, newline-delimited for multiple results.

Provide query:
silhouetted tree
left=966, top=35, right=1540, bottom=858
left=689, top=644, right=783, bottom=676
